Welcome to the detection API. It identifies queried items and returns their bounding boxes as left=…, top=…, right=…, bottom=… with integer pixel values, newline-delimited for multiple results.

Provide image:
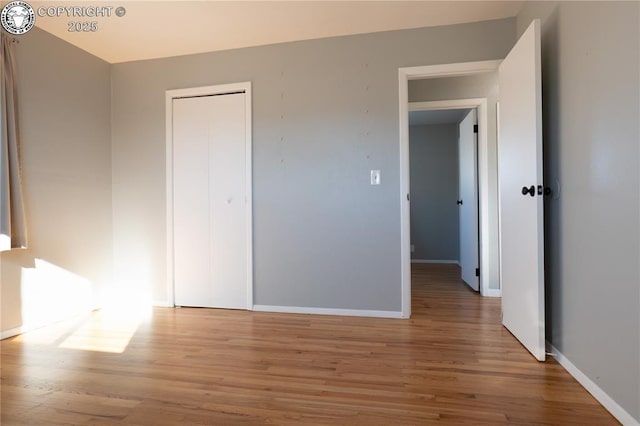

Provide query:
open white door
left=458, top=109, right=479, bottom=291
left=498, top=19, right=545, bottom=361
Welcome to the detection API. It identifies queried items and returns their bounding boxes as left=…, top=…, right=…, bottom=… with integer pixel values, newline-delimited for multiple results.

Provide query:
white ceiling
left=409, top=109, right=470, bottom=126
left=29, top=1, right=524, bottom=64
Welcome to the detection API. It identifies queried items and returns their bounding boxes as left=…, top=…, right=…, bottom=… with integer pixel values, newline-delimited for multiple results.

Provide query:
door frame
left=165, top=82, right=253, bottom=309
left=399, top=61, right=501, bottom=318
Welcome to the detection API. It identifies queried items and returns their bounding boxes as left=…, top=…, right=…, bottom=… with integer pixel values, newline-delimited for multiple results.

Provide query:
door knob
left=521, top=185, right=535, bottom=197
left=456, top=200, right=463, bottom=205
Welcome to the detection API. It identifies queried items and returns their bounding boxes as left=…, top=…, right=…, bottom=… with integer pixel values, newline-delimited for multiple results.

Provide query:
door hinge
left=475, top=268, right=480, bottom=277
left=473, top=124, right=478, bottom=133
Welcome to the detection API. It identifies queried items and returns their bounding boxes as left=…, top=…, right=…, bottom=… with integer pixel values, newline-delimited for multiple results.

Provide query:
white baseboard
left=1, top=325, right=30, bottom=340
left=547, top=342, right=639, bottom=426
left=482, top=288, right=502, bottom=298
left=411, top=259, right=460, bottom=265
left=252, top=304, right=403, bottom=319
left=152, top=303, right=402, bottom=319
left=152, top=300, right=174, bottom=307
left=1, top=306, right=99, bottom=340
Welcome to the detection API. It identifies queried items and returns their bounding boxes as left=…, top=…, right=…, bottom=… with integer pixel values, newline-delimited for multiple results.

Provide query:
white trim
left=2, top=325, right=29, bottom=340
left=165, top=94, right=174, bottom=307
left=399, top=61, right=501, bottom=318
left=1, top=307, right=99, bottom=340
left=165, top=82, right=253, bottom=310
left=253, top=305, right=402, bottom=319
left=483, top=289, right=501, bottom=298
left=152, top=300, right=174, bottom=308
left=243, top=88, right=254, bottom=311
left=0, top=234, right=10, bottom=252
left=411, top=259, right=459, bottom=264
left=399, top=68, right=411, bottom=319
left=548, top=343, right=639, bottom=426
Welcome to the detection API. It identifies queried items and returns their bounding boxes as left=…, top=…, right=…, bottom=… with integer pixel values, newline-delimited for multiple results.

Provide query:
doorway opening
left=408, top=105, right=481, bottom=293
left=398, top=61, right=502, bottom=318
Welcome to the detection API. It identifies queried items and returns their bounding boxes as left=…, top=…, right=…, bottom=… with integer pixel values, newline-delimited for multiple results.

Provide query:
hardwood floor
left=1, top=264, right=617, bottom=425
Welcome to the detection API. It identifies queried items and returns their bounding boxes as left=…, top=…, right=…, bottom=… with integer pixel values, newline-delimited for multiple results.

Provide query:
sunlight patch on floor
left=58, top=307, right=145, bottom=354
left=57, top=284, right=152, bottom=354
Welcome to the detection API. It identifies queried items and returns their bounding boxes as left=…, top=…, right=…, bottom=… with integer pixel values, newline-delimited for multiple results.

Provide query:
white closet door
left=173, top=93, right=247, bottom=309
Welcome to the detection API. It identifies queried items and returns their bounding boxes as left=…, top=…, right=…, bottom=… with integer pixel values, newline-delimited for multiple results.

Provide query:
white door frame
left=399, top=61, right=501, bottom=318
left=165, top=82, right=253, bottom=309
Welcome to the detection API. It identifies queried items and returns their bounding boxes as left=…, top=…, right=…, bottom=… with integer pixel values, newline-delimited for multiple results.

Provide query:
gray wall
left=409, top=73, right=499, bottom=102
left=111, top=19, right=516, bottom=311
left=409, top=124, right=459, bottom=261
left=409, top=73, right=500, bottom=290
left=0, top=28, right=112, bottom=333
left=518, top=1, right=640, bottom=421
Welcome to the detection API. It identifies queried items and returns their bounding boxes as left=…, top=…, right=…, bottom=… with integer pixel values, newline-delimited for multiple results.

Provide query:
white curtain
left=0, top=33, right=27, bottom=251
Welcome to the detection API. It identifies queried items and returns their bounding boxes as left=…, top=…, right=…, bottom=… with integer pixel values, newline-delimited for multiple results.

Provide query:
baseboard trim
left=482, top=288, right=501, bottom=298
left=411, top=259, right=459, bottom=264
left=152, top=300, right=174, bottom=308
left=252, top=305, right=403, bottom=319
left=1, top=307, right=100, bottom=340
left=1, top=325, right=29, bottom=340
left=547, top=342, right=639, bottom=426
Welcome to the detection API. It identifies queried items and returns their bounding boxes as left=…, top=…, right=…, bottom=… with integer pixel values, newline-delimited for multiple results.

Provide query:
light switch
left=371, top=170, right=380, bottom=185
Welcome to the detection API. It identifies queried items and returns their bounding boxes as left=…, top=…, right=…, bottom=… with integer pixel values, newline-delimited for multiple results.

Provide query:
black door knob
left=521, top=185, right=535, bottom=197
left=456, top=200, right=463, bottom=205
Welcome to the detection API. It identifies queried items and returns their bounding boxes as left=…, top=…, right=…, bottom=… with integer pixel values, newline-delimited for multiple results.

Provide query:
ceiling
left=28, top=1, right=524, bottom=64
left=409, top=108, right=470, bottom=126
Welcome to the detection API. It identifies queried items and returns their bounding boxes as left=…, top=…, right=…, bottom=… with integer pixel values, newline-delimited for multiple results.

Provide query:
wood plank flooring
left=1, top=264, right=618, bottom=424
